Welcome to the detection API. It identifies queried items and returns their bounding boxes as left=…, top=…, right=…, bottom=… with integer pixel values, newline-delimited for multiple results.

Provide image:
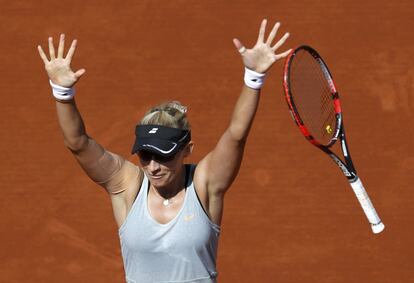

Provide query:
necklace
left=151, top=187, right=175, bottom=206
left=151, top=187, right=176, bottom=206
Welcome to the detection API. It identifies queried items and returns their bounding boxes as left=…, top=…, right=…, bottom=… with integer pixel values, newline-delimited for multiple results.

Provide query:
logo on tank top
left=184, top=214, right=195, bottom=222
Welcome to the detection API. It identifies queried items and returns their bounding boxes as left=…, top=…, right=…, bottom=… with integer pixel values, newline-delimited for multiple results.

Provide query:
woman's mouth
left=150, top=175, right=163, bottom=179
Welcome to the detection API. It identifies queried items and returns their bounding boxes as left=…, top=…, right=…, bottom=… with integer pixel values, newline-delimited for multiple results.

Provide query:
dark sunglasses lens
left=155, top=154, right=176, bottom=163
left=138, top=151, right=176, bottom=163
left=138, top=151, right=152, bottom=161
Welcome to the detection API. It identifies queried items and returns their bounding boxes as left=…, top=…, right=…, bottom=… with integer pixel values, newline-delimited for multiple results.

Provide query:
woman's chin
left=148, top=175, right=168, bottom=186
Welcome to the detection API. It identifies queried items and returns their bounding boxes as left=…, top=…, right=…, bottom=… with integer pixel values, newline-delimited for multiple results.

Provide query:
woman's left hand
left=233, top=19, right=291, bottom=73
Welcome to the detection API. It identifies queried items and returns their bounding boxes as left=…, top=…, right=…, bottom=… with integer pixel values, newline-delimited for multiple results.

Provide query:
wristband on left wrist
left=49, top=80, right=75, bottom=101
left=244, top=67, right=266, bottom=90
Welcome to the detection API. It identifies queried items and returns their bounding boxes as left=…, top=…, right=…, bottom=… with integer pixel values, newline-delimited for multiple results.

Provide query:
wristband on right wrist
left=244, top=67, right=266, bottom=90
left=49, top=80, right=75, bottom=101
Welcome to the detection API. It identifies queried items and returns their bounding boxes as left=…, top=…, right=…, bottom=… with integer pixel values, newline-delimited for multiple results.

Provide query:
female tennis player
left=37, top=19, right=291, bottom=283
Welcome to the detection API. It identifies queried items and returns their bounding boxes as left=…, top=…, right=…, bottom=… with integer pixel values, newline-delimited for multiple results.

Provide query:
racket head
left=283, top=45, right=342, bottom=148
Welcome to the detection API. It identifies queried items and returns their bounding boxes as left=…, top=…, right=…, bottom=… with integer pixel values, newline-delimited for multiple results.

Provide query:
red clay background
left=1, top=0, right=413, bottom=282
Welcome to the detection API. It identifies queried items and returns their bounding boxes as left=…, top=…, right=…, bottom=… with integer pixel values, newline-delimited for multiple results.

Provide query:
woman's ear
left=183, top=141, right=194, bottom=157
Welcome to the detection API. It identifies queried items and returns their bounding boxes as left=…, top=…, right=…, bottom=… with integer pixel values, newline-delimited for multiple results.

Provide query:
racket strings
left=289, top=50, right=337, bottom=146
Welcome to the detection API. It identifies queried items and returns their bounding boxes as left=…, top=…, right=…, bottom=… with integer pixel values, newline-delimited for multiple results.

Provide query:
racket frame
left=282, top=45, right=384, bottom=233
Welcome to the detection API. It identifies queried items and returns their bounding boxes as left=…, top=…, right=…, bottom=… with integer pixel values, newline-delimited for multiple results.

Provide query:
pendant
left=163, top=199, right=170, bottom=206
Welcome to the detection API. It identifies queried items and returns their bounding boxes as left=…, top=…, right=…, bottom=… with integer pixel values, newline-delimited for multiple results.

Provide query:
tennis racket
left=282, top=45, right=385, bottom=234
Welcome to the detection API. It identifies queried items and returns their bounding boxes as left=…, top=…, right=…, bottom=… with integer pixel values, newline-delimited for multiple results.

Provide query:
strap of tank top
left=185, top=164, right=197, bottom=189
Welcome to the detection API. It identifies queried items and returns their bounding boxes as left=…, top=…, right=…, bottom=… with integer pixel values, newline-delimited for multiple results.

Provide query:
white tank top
left=118, top=164, right=221, bottom=283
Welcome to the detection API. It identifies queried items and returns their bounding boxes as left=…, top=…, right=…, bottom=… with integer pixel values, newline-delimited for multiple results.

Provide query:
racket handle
left=349, top=177, right=385, bottom=234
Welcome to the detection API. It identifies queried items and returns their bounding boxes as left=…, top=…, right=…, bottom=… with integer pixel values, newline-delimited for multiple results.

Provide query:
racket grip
left=349, top=177, right=385, bottom=234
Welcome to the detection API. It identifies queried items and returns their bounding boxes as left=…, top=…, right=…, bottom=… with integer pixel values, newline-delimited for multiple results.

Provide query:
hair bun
left=140, top=101, right=190, bottom=130
left=167, top=101, right=187, bottom=114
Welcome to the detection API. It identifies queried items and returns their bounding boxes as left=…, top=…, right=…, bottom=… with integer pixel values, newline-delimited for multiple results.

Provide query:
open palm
left=37, top=34, right=85, bottom=87
left=233, top=19, right=291, bottom=73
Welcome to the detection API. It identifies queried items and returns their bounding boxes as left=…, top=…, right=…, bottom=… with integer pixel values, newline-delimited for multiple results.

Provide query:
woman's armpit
left=97, top=155, right=142, bottom=195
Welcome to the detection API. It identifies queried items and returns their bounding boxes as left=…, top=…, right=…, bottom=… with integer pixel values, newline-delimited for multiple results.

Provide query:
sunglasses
left=137, top=150, right=178, bottom=163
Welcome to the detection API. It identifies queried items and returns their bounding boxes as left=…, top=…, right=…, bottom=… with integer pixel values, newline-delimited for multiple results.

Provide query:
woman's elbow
left=64, top=135, right=89, bottom=153
left=228, top=125, right=249, bottom=143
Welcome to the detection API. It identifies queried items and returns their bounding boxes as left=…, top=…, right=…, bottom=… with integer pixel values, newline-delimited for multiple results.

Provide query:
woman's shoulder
left=123, top=159, right=145, bottom=188
left=106, top=158, right=144, bottom=194
left=107, top=159, right=144, bottom=228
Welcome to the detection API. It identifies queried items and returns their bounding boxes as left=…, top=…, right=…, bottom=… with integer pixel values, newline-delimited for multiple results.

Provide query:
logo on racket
left=326, top=125, right=333, bottom=134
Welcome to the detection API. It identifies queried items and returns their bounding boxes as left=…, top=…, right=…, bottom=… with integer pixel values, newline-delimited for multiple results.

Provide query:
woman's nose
left=148, top=159, right=160, bottom=172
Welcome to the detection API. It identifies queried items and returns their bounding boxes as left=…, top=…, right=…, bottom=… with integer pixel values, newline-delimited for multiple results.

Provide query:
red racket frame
left=283, top=45, right=342, bottom=148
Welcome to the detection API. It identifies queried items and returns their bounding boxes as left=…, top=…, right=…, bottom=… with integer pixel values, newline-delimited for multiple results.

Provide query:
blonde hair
left=140, top=101, right=190, bottom=130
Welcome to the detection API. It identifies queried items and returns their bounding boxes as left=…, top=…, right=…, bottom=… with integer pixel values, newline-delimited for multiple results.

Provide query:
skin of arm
left=194, top=19, right=292, bottom=224
left=56, top=98, right=123, bottom=186
left=38, top=35, right=136, bottom=194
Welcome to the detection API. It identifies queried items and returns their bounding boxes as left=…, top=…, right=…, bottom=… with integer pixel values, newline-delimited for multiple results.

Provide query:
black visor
left=131, top=125, right=191, bottom=157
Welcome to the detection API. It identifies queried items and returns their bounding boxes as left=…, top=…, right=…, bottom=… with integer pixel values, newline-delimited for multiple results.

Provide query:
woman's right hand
left=37, top=34, right=85, bottom=88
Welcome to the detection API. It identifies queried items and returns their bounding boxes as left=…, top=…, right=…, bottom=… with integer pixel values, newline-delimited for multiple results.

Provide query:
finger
left=266, top=22, right=280, bottom=45
left=275, top=49, right=292, bottom=60
left=233, top=38, right=247, bottom=54
left=65, top=39, right=77, bottom=61
left=37, top=45, right=49, bottom=64
left=57, top=34, right=65, bottom=58
left=256, top=19, right=267, bottom=44
left=74, top=68, right=86, bottom=79
left=48, top=37, right=56, bottom=59
left=272, top=32, right=290, bottom=51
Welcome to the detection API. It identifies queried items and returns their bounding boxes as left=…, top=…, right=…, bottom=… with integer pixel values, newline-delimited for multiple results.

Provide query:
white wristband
left=49, top=80, right=75, bottom=101
left=244, top=67, right=266, bottom=90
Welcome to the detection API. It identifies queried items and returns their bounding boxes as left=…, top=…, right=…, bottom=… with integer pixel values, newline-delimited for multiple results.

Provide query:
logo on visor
left=149, top=128, right=158, bottom=134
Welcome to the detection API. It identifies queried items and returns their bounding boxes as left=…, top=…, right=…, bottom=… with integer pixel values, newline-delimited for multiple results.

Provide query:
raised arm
left=37, top=35, right=133, bottom=193
left=196, top=19, right=291, bottom=198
